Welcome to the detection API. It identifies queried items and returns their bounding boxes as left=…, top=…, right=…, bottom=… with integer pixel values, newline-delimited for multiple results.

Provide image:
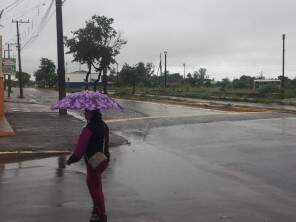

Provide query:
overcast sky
left=1, top=0, right=296, bottom=80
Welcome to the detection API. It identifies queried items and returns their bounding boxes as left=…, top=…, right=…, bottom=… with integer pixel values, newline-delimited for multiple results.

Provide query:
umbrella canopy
left=53, top=90, right=122, bottom=110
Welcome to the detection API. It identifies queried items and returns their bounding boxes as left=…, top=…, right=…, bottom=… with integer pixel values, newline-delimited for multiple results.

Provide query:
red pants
left=86, top=160, right=109, bottom=217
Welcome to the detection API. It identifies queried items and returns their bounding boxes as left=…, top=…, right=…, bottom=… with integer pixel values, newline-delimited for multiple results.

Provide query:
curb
left=0, top=150, right=71, bottom=163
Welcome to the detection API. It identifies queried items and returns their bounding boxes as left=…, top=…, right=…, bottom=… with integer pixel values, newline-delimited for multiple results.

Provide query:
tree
left=233, top=75, right=254, bottom=89
left=16, top=71, right=31, bottom=87
left=135, top=62, right=154, bottom=87
left=186, top=73, right=194, bottom=86
left=167, top=73, right=183, bottom=85
left=188, top=68, right=211, bottom=87
left=217, top=78, right=232, bottom=91
left=34, top=58, right=57, bottom=88
left=65, top=15, right=127, bottom=93
left=119, top=63, right=137, bottom=94
left=118, top=62, right=154, bottom=93
left=108, top=67, right=117, bottom=83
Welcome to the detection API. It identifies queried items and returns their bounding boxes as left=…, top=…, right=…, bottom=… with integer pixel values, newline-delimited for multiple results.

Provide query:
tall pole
left=159, top=53, right=162, bottom=76
left=183, top=63, right=186, bottom=79
left=159, top=53, right=162, bottom=86
left=16, top=21, right=23, bottom=98
left=164, top=51, right=167, bottom=88
left=7, top=43, right=10, bottom=58
left=55, top=0, right=67, bottom=115
left=12, top=19, right=29, bottom=98
left=116, top=62, right=119, bottom=83
left=282, top=34, right=285, bottom=89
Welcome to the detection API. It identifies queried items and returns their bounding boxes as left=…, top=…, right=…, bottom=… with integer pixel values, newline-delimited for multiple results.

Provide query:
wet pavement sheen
left=2, top=88, right=296, bottom=221
left=1, top=116, right=296, bottom=221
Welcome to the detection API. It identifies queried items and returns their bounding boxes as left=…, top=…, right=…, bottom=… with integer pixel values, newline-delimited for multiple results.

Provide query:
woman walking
left=67, top=109, right=110, bottom=222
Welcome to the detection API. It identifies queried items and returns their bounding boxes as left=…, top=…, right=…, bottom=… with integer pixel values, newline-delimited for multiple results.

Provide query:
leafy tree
left=34, top=58, right=57, bottom=88
left=108, top=67, right=118, bottom=83
left=16, top=71, right=31, bottom=87
left=186, top=68, right=211, bottom=87
left=167, top=73, right=183, bottom=85
left=65, top=15, right=127, bottom=93
left=119, top=62, right=154, bottom=93
left=193, top=68, right=207, bottom=86
left=135, top=62, right=154, bottom=87
left=217, top=78, right=232, bottom=91
left=119, top=63, right=137, bottom=94
left=233, top=75, right=254, bottom=89
left=278, top=75, right=292, bottom=88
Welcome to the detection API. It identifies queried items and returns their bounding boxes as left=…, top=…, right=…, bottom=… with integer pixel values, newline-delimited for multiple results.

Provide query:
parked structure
left=253, top=79, right=281, bottom=89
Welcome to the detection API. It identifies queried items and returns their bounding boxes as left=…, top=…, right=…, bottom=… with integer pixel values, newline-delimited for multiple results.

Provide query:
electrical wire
left=1, top=0, right=22, bottom=11
left=22, top=0, right=55, bottom=49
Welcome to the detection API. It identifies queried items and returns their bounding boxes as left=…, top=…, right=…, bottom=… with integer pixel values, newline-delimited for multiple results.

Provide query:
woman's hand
left=66, top=154, right=79, bottom=165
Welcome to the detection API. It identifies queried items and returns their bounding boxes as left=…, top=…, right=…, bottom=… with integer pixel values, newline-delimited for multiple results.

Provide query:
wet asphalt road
left=1, top=88, right=296, bottom=221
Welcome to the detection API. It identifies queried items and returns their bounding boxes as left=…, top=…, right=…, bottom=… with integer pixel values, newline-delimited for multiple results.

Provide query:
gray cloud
left=1, top=0, right=296, bottom=80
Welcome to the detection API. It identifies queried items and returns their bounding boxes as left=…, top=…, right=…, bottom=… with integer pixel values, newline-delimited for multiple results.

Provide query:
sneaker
left=89, top=213, right=100, bottom=222
left=90, top=207, right=100, bottom=222
left=100, top=215, right=107, bottom=222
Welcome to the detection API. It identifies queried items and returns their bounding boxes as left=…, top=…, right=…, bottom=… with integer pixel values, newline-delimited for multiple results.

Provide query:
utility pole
left=159, top=53, right=162, bottom=76
left=12, top=19, right=29, bottom=98
left=55, top=0, right=67, bottom=115
left=158, top=53, right=162, bottom=86
left=183, top=63, right=186, bottom=79
left=164, top=51, right=167, bottom=88
left=116, top=62, right=119, bottom=83
left=282, top=34, right=286, bottom=89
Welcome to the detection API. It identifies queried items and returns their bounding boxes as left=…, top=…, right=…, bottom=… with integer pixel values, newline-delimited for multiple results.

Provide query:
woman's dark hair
left=90, top=110, right=102, bottom=123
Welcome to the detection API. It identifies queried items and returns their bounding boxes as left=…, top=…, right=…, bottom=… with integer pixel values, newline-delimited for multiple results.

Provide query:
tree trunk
left=93, top=69, right=103, bottom=92
left=132, top=81, right=136, bottom=95
left=85, top=64, right=91, bottom=90
left=103, top=68, right=107, bottom=94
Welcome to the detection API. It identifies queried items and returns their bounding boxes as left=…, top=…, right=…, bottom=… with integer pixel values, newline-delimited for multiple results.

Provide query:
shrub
left=257, top=85, right=281, bottom=98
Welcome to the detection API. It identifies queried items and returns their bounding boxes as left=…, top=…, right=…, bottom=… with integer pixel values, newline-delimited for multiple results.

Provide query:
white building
left=66, top=70, right=101, bottom=88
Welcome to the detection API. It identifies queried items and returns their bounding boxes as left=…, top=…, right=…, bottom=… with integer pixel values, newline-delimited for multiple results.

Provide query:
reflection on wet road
left=1, top=116, right=296, bottom=221
left=3, top=88, right=296, bottom=221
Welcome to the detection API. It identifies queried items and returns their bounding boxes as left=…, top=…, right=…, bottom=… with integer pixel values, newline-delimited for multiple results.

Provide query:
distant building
left=253, top=79, right=281, bottom=89
left=66, top=70, right=101, bottom=88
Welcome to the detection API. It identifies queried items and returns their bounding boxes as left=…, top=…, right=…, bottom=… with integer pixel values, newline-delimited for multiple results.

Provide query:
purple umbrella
left=53, top=90, right=122, bottom=111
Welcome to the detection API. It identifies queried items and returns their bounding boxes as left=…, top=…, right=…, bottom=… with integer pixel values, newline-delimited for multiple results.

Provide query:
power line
left=22, top=0, right=55, bottom=49
left=2, top=0, right=23, bottom=11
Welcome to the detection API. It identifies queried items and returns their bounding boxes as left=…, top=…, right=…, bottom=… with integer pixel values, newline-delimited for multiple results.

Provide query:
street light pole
left=55, top=0, right=67, bottom=115
left=282, top=34, right=286, bottom=89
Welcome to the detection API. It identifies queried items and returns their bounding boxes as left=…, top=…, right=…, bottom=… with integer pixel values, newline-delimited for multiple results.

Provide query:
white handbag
left=87, top=133, right=107, bottom=169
